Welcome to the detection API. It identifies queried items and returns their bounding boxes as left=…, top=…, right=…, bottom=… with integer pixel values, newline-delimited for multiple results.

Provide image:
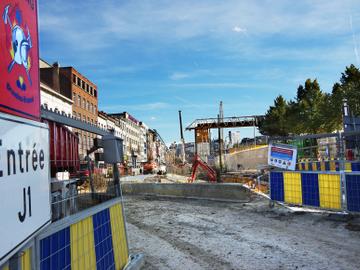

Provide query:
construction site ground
left=123, top=193, right=360, bottom=270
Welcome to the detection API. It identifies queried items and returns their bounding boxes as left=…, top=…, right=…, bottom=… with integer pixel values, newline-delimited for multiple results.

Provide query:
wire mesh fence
left=50, top=159, right=121, bottom=222
left=270, top=131, right=360, bottom=171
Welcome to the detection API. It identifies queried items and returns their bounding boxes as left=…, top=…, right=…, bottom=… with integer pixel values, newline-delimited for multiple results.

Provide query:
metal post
left=338, top=132, right=347, bottom=211
left=194, top=129, right=198, bottom=156
left=113, top=163, right=121, bottom=197
left=86, top=155, right=95, bottom=194
left=218, top=114, right=223, bottom=172
left=253, top=116, right=256, bottom=147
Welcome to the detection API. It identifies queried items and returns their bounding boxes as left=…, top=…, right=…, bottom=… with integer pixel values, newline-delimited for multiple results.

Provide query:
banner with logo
left=268, top=143, right=297, bottom=170
left=0, top=0, right=40, bottom=120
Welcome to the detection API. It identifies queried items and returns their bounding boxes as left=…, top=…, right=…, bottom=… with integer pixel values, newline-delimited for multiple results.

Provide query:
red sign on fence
left=0, top=1, right=40, bottom=120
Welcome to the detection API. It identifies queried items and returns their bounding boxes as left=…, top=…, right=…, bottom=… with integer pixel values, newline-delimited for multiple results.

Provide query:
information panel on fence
left=268, top=143, right=297, bottom=171
left=0, top=113, right=50, bottom=264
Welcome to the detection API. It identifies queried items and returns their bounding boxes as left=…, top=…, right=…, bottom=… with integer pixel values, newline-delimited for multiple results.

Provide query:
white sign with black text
left=0, top=113, right=51, bottom=263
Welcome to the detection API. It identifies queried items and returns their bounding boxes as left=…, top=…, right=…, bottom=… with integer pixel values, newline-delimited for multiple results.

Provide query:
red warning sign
left=0, top=1, right=40, bottom=120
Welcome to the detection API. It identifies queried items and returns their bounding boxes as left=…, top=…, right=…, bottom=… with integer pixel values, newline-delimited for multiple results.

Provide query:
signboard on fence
left=268, top=143, right=297, bottom=170
left=0, top=113, right=50, bottom=264
left=0, top=0, right=40, bottom=120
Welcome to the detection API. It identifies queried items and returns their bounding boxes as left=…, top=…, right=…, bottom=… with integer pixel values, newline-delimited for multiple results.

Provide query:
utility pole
left=178, top=110, right=186, bottom=163
left=218, top=114, right=223, bottom=172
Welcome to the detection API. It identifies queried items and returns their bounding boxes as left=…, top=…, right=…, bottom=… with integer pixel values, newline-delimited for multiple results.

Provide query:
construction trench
left=120, top=176, right=360, bottom=270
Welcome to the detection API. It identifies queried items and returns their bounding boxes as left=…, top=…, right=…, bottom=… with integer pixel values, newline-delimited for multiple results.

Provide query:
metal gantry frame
left=185, top=115, right=264, bottom=130
left=40, top=105, right=112, bottom=137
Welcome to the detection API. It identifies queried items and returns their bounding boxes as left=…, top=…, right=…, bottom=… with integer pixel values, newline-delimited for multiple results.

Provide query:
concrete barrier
left=121, top=183, right=252, bottom=202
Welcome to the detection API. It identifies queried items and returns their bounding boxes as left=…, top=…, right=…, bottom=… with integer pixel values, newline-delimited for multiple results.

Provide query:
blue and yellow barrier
left=270, top=171, right=342, bottom=210
left=345, top=174, right=360, bottom=212
left=296, top=161, right=360, bottom=172
left=39, top=202, right=129, bottom=270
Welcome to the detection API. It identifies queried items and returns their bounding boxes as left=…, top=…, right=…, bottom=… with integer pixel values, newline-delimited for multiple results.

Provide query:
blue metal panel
left=40, top=227, right=71, bottom=270
left=325, top=161, right=330, bottom=171
left=301, top=173, right=320, bottom=207
left=270, top=172, right=284, bottom=202
left=346, top=175, right=360, bottom=212
left=351, top=162, right=360, bottom=172
left=316, top=161, right=321, bottom=171
left=93, top=209, right=115, bottom=270
left=308, top=163, right=313, bottom=171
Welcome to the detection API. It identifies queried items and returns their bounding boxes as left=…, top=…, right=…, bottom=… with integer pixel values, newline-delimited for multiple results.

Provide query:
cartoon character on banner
left=3, top=4, right=33, bottom=91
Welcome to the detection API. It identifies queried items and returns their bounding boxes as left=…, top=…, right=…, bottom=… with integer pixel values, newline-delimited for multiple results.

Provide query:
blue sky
left=38, top=0, right=360, bottom=144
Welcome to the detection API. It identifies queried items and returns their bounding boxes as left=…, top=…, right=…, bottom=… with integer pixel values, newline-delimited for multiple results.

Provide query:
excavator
left=188, top=154, right=217, bottom=183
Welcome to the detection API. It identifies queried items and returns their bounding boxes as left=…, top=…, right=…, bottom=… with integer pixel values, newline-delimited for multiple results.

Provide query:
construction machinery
left=188, top=154, right=217, bottom=183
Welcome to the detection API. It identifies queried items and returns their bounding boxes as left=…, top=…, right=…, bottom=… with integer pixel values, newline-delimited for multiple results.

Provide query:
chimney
left=52, top=62, right=60, bottom=92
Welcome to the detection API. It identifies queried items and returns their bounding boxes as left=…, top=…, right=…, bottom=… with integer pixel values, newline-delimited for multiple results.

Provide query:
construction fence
left=270, top=171, right=360, bottom=213
left=268, top=131, right=360, bottom=213
left=0, top=199, right=129, bottom=270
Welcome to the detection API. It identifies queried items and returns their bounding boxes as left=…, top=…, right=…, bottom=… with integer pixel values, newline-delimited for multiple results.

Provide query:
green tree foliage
left=339, top=64, right=360, bottom=116
left=258, top=95, right=289, bottom=136
left=259, top=64, right=360, bottom=136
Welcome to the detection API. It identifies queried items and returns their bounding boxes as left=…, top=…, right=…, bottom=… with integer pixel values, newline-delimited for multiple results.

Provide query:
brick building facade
left=59, top=67, right=98, bottom=159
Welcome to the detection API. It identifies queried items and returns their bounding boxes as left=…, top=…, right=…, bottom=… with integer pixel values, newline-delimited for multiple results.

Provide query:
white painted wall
left=40, top=83, right=72, bottom=116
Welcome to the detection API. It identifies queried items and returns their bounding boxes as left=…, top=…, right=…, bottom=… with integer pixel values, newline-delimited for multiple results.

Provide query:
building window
left=94, top=105, right=97, bottom=113
left=82, top=98, right=86, bottom=109
left=72, top=74, right=76, bottom=84
left=77, top=77, right=81, bottom=86
left=77, top=95, right=81, bottom=106
left=90, top=87, right=93, bottom=95
left=87, top=101, right=90, bottom=111
left=86, top=84, right=89, bottom=92
left=94, top=89, right=97, bottom=97
left=82, top=80, right=85, bottom=90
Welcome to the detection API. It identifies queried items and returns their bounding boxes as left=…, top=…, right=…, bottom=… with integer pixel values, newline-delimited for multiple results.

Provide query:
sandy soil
left=123, top=195, right=360, bottom=270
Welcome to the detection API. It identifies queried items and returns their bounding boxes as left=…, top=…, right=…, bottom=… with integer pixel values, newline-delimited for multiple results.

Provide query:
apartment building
left=39, top=60, right=73, bottom=116
left=108, top=112, right=142, bottom=165
left=56, top=66, right=98, bottom=159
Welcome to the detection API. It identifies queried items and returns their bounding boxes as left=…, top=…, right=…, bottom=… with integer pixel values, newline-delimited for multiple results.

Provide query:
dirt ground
left=123, top=194, right=360, bottom=270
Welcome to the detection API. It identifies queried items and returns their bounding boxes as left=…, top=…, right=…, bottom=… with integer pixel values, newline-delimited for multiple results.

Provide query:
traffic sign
left=0, top=112, right=50, bottom=264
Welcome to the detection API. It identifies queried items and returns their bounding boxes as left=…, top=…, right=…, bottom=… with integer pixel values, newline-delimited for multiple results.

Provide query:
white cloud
left=232, top=26, right=247, bottom=33
left=102, top=102, right=170, bottom=112
left=150, top=116, right=157, bottom=121
left=169, top=72, right=190, bottom=80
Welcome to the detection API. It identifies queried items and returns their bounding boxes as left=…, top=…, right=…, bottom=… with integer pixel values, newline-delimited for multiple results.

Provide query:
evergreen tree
left=258, top=95, right=289, bottom=136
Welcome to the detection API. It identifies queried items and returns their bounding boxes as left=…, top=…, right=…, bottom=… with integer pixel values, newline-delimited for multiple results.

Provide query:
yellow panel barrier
left=320, top=161, right=326, bottom=171
left=312, top=162, right=317, bottom=171
left=345, top=162, right=352, bottom=172
left=110, top=203, right=129, bottom=270
left=318, top=174, right=341, bottom=210
left=304, top=162, right=309, bottom=171
left=70, top=216, right=97, bottom=270
left=283, top=172, right=302, bottom=205
left=21, top=248, right=31, bottom=270
left=329, top=161, right=336, bottom=171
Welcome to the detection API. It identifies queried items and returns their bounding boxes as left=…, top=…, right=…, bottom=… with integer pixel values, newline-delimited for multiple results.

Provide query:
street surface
left=124, top=195, right=360, bottom=270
